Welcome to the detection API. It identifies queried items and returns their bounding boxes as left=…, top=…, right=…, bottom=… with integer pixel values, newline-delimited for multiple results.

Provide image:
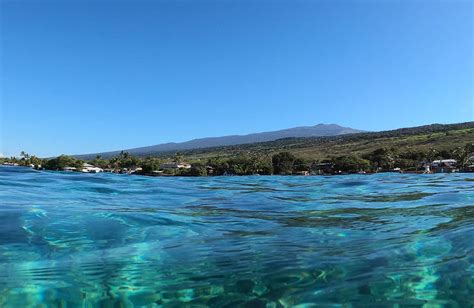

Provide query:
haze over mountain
left=76, top=124, right=364, bottom=159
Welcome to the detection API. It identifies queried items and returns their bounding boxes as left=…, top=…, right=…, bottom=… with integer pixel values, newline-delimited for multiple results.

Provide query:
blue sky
left=1, top=0, right=473, bottom=157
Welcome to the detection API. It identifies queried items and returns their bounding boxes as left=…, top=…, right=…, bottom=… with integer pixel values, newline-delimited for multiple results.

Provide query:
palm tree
left=20, top=151, right=30, bottom=159
left=453, top=143, right=474, bottom=169
left=19, top=151, right=30, bottom=166
left=174, top=152, right=183, bottom=163
left=426, top=149, right=438, bottom=163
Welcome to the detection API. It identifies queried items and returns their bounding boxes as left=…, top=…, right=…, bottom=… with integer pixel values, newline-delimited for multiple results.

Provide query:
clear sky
left=1, top=0, right=473, bottom=157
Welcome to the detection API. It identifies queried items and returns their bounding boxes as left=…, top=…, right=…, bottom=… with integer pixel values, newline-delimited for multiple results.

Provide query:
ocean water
left=0, top=166, right=473, bottom=307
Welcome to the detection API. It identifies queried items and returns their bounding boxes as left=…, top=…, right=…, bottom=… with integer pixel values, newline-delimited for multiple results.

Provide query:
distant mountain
left=181, top=121, right=474, bottom=160
left=75, top=124, right=364, bottom=159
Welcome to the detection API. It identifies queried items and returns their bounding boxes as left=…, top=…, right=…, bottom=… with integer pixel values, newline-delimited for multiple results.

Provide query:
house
left=160, top=162, right=192, bottom=170
left=431, top=159, right=457, bottom=167
left=431, top=159, right=458, bottom=173
left=2, top=162, right=19, bottom=166
left=82, top=163, right=103, bottom=173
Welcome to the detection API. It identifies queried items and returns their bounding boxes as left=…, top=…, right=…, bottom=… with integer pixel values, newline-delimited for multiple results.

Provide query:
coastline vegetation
left=1, top=123, right=473, bottom=176
left=2, top=143, right=473, bottom=176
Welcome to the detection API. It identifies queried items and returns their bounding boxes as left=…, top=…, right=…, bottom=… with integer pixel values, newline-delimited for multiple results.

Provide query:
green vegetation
left=0, top=151, right=42, bottom=168
left=272, top=152, right=296, bottom=175
left=2, top=122, right=473, bottom=176
left=140, top=157, right=162, bottom=174
left=332, top=155, right=371, bottom=173
left=176, top=122, right=474, bottom=161
left=43, top=155, right=84, bottom=170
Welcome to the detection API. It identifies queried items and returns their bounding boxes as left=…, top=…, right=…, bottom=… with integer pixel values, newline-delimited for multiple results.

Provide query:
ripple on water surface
left=0, top=166, right=473, bottom=306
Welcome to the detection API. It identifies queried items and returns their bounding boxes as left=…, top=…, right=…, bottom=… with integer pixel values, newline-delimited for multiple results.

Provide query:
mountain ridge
left=171, top=121, right=474, bottom=161
left=74, top=124, right=364, bottom=159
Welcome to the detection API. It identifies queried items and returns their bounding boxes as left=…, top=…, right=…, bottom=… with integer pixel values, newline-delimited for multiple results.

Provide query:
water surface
left=1, top=166, right=473, bottom=306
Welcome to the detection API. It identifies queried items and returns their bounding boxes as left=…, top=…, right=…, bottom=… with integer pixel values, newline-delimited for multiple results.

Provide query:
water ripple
left=0, top=166, right=473, bottom=306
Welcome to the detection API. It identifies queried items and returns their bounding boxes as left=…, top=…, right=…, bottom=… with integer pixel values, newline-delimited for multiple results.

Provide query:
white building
left=431, top=159, right=457, bottom=167
left=82, top=163, right=103, bottom=173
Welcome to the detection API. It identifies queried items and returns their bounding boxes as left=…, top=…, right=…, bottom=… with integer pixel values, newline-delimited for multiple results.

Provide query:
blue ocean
left=0, top=166, right=473, bottom=306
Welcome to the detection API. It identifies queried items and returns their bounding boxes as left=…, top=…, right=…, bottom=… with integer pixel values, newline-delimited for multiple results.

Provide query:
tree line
left=2, top=142, right=473, bottom=176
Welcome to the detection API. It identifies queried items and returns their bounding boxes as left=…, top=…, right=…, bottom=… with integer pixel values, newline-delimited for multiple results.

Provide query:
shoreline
left=3, top=165, right=472, bottom=177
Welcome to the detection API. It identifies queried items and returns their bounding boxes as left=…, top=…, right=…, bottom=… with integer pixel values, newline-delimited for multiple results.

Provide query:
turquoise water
left=0, top=166, right=473, bottom=307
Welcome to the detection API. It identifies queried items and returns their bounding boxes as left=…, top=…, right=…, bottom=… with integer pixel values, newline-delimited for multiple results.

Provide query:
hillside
left=170, top=122, right=474, bottom=161
left=75, top=124, right=363, bottom=159
left=16, top=121, right=473, bottom=175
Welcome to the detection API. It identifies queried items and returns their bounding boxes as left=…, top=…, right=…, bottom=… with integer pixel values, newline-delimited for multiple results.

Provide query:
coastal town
left=2, top=143, right=474, bottom=176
